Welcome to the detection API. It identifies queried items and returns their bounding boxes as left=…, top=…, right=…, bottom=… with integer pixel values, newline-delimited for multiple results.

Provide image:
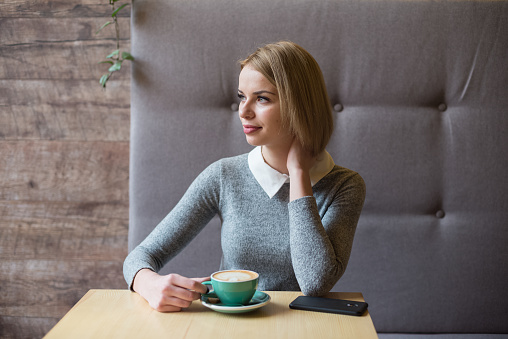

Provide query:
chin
left=245, top=137, right=262, bottom=147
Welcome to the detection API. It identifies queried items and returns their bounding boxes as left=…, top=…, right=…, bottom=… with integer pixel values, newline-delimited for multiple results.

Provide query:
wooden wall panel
left=1, top=0, right=131, bottom=18
left=0, top=200, right=128, bottom=221
left=0, top=259, right=124, bottom=318
left=0, top=17, right=130, bottom=44
left=0, top=316, right=58, bottom=339
left=0, top=80, right=129, bottom=106
left=0, top=41, right=131, bottom=80
left=0, top=1, right=132, bottom=338
left=0, top=104, right=130, bottom=141
left=0, top=217, right=128, bottom=260
left=0, top=141, right=129, bottom=202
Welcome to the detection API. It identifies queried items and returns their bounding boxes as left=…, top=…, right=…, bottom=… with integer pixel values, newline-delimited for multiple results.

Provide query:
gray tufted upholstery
left=129, top=0, right=508, bottom=336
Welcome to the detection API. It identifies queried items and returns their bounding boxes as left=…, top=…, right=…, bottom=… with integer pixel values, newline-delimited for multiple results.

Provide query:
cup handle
left=202, top=281, right=216, bottom=297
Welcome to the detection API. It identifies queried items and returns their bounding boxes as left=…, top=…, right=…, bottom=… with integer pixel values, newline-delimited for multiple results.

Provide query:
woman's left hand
left=286, top=138, right=315, bottom=176
left=287, top=138, right=316, bottom=201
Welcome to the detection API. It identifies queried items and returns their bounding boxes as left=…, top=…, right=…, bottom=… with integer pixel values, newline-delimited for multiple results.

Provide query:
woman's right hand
left=133, top=268, right=210, bottom=312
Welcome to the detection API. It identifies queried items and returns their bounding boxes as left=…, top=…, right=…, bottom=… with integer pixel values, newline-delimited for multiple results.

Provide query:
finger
left=149, top=296, right=184, bottom=312
left=164, top=296, right=194, bottom=309
left=164, top=284, right=202, bottom=302
left=190, top=281, right=209, bottom=294
left=165, top=275, right=206, bottom=299
left=170, top=274, right=209, bottom=294
left=191, top=276, right=211, bottom=283
left=155, top=303, right=183, bottom=313
left=191, top=277, right=212, bottom=294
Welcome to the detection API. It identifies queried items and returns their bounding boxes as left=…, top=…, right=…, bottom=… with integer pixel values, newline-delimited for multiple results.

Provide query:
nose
left=239, top=100, right=255, bottom=120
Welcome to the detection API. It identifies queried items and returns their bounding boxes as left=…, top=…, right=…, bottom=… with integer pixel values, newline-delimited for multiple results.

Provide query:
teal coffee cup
left=203, top=270, right=259, bottom=306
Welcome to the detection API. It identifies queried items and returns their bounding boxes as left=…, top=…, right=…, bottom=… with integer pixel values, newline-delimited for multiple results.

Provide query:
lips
left=243, top=125, right=261, bottom=134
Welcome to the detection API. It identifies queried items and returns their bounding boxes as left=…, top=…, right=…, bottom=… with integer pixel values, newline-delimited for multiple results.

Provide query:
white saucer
left=201, top=291, right=271, bottom=314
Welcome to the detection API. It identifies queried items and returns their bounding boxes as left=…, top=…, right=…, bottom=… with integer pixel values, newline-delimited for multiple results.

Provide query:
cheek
left=263, top=107, right=282, bottom=123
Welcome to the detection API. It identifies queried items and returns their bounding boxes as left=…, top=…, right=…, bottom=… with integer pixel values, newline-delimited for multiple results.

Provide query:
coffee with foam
left=213, top=270, right=258, bottom=282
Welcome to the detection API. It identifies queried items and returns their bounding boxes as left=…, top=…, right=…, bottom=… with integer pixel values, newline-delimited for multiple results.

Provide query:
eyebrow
left=238, top=89, right=277, bottom=96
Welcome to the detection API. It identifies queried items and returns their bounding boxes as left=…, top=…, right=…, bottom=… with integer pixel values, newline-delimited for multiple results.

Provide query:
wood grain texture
left=0, top=80, right=130, bottom=106
left=0, top=141, right=129, bottom=201
left=0, top=216, right=128, bottom=260
left=0, top=41, right=132, bottom=80
left=0, top=0, right=131, bottom=18
left=44, top=291, right=379, bottom=339
left=0, top=200, right=128, bottom=221
left=0, top=260, right=126, bottom=318
left=0, top=316, right=59, bottom=339
left=0, top=1, right=132, bottom=338
left=0, top=17, right=131, bottom=45
left=0, top=103, right=130, bottom=140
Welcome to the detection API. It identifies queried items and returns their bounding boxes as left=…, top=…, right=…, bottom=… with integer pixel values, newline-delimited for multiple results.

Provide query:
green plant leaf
left=106, top=50, right=119, bottom=59
left=121, top=51, right=134, bottom=61
left=108, top=61, right=122, bottom=72
left=100, top=74, right=110, bottom=88
left=98, top=60, right=115, bottom=65
left=95, top=21, right=112, bottom=35
left=111, top=3, right=129, bottom=17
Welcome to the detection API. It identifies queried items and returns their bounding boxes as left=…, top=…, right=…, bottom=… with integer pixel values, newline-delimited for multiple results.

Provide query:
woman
left=123, top=41, right=366, bottom=312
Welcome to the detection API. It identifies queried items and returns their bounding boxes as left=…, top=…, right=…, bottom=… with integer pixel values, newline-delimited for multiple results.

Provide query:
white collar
left=247, top=146, right=335, bottom=198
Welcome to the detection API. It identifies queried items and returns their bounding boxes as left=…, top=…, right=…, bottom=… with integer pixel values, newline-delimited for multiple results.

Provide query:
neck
left=261, top=145, right=290, bottom=175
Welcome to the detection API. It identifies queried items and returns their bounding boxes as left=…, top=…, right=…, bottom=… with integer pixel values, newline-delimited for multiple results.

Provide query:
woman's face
left=238, top=65, right=292, bottom=150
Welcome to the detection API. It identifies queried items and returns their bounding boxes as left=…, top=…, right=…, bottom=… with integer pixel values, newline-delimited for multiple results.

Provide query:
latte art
left=213, top=270, right=258, bottom=282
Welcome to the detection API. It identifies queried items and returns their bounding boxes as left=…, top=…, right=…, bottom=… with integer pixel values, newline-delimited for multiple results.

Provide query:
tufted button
left=438, top=103, right=447, bottom=112
left=333, top=103, right=344, bottom=112
left=435, top=210, right=445, bottom=219
left=231, top=103, right=239, bottom=111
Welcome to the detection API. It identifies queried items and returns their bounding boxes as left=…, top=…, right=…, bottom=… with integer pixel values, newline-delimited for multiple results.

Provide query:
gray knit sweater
left=123, top=153, right=366, bottom=296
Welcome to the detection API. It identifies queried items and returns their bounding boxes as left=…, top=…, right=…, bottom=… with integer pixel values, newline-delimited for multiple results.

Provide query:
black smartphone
left=289, top=296, right=368, bottom=316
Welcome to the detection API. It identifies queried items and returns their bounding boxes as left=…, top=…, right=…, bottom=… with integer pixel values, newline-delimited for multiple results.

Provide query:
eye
left=237, top=93, right=246, bottom=101
left=257, top=96, right=270, bottom=103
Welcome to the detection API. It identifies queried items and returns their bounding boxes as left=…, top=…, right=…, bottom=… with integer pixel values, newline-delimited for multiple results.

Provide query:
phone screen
left=289, top=296, right=368, bottom=316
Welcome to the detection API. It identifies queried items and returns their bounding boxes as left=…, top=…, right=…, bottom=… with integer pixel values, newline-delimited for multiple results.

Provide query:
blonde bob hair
left=240, top=41, right=333, bottom=157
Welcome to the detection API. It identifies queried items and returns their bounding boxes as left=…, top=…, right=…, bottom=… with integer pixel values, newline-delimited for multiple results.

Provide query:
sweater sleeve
left=288, top=172, right=366, bottom=296
left=123, top=161, right=222, bottom=290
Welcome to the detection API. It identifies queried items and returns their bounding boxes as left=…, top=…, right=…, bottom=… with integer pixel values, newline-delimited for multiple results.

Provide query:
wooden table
left=44, top=290, right=378, bottom=339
